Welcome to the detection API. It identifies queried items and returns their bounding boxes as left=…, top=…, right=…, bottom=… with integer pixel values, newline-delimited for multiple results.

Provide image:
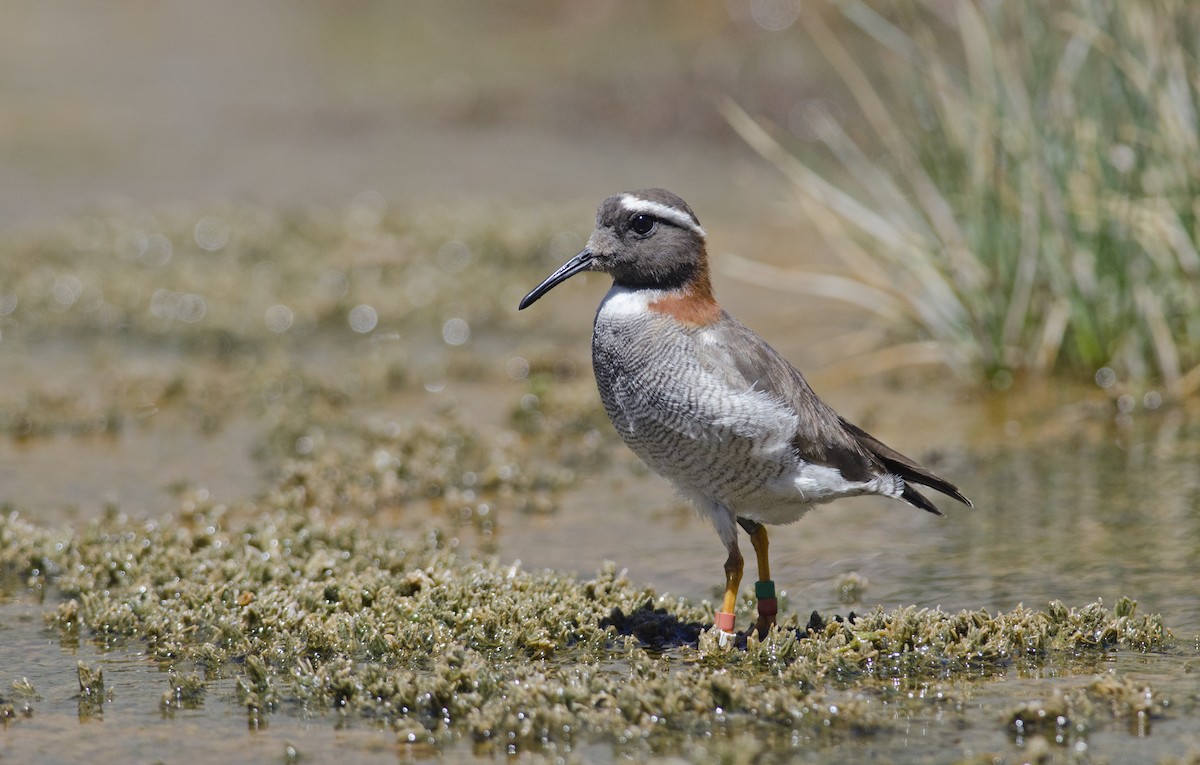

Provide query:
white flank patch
left=619, top=195, right=706, bottom=239
left=785, top=463, right=904, bottom=504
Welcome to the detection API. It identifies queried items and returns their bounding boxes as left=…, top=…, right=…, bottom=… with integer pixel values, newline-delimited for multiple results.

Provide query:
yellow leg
left=749, top=525, right=777, bottom=638
left=750, top=524, right=770, bottom=583
left=715, top=544, right=743, bottom=633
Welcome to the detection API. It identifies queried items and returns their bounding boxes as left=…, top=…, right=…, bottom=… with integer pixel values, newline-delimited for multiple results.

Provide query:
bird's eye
left=629, top=214, right=656, bottom=236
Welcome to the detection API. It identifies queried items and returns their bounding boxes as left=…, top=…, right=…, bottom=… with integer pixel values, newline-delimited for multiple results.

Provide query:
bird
left=518, top=188, right=971, bottom=642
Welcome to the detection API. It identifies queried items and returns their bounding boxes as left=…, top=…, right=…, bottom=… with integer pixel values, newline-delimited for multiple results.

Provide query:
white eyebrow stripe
left=619, top=195, right=706, bottom=239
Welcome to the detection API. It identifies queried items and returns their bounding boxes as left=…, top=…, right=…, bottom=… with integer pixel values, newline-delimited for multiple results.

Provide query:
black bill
left=518, top=249, right=595, bottom=310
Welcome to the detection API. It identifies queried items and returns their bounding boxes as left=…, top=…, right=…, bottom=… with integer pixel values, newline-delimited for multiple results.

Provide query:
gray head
left=519, top=189, right=708, bottom=309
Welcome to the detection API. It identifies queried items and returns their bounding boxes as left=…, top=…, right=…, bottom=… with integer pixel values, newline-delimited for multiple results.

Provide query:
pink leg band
left=714, top=611, right=736, bottom=632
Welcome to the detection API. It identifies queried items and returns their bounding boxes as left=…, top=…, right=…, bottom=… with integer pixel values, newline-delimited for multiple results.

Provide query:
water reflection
left=946, top=411, right=1200, bottom=633
left=497, top=407, right=1200, bottom=638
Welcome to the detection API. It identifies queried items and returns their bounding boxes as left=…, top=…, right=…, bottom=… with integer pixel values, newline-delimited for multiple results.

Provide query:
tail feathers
left=901, top=483, right=943, bottom=516
left=840, top=417, right=973, bottom=515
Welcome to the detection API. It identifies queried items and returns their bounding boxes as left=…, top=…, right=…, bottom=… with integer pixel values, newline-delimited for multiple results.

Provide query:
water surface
left=2, top=2, right=1198, bottom=763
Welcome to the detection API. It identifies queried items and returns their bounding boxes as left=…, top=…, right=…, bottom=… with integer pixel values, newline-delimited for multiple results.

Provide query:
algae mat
left=0, top=495, right=1183, bottom=764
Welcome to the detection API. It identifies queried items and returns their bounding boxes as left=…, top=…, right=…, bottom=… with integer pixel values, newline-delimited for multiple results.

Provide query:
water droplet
left=149, top=289, right=206, bottom=323
left=194, top=217, right=230, bottom=251
left=265, top=304, right=294, bottom=333
left=50, top=275, right=82, bottom=309
left=749, top=0, right=800, bottom=31
left=348, top=304, right=378, bottom=333
left=506, top=356, right=530, bottom=380
left=177, top=294, right=206, bottom=323
left=140, top=234, right=173, bottom=267
left=442, top=317, right=470, bottom=345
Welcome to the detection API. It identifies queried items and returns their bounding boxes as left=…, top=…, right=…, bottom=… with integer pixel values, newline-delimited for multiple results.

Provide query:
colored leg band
left=755, top=580, right=777, bottom=620
left=714, top=611, right=736, bottom=632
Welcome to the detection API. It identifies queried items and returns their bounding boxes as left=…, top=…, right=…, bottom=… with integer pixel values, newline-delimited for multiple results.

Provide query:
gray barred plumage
left=519, top=188, right=971, bottom=639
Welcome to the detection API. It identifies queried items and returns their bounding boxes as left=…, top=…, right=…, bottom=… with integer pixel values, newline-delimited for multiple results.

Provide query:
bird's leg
left=715, top=542, right=743, bottom=636
left=738, top=518, right=777, bottom=638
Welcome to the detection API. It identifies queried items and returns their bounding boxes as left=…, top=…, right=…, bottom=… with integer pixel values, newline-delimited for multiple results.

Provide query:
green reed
left=726, top=0, right=1200, bottom=396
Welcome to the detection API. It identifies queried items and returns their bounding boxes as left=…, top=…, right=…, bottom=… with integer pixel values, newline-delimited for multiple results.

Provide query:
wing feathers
left=840, top=418, right=973, bottom=511
left=693, top=315, right=972, bottom=514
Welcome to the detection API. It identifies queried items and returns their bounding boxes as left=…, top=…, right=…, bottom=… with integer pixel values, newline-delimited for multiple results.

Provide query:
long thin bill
left=518, top=249, right=594, bottom=310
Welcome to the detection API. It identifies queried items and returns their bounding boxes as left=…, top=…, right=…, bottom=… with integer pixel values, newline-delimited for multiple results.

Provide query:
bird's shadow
left=600, top=599, right=854, bottom=650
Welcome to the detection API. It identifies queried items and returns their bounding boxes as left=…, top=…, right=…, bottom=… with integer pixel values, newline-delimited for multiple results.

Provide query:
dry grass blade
left=718, top=253, right=907, bottom=323
left=724, top=0, right=1200, bottom=396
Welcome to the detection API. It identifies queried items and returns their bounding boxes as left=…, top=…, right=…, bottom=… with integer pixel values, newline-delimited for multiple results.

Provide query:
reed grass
left=725, top=0, right=1200, bottom=397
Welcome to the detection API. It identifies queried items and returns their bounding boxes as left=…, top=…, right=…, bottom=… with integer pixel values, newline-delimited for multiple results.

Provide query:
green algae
left=0, top=199, right=602, bottom=452
left=1007, top=674, right=1166, bottom=745
left=74, top=660, right=106, bottom=719
left=0, top=199, right=557, bottom=352
left=0, top=491, right=1173, bottom=755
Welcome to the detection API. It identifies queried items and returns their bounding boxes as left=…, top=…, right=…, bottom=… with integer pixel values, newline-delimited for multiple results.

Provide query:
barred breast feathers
left=593, top=294, right=799, bottom=465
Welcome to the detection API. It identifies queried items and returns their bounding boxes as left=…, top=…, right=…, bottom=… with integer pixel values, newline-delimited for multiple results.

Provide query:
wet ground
left=3, top=3, right=1200, bottom=764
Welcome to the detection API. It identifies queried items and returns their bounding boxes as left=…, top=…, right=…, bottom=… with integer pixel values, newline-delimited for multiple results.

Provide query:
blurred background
left=1, top=0, right=883, bottom=524
left=1, top=0, right=814, bottom=229
left=3, top=1, right=1200, bottom=761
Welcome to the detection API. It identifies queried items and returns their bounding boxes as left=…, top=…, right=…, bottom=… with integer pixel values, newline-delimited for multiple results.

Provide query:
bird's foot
left=712, top=611, right=737, bottom=648
left=753, top=613, right=776, bottom=640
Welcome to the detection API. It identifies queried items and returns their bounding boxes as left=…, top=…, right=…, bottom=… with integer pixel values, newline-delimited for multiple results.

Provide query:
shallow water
left=499, top=406, right=1200, bottom=636
left=0, top=593, right=425, bottom=765
left=4, top=355, right=1198, bottom=763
